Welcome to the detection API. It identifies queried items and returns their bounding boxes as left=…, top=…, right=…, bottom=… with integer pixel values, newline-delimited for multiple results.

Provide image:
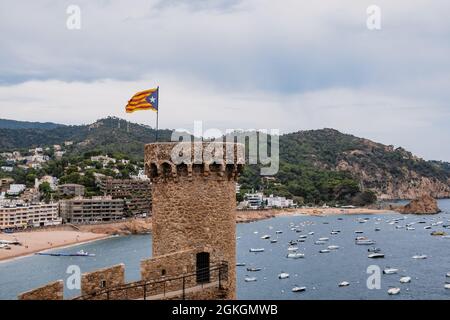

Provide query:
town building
left=0, top=201, right=61, bottom=230
left=59, top=196, right=124, bottom=223
left=244, top=192, right=264, bottom=209
left=97, top=176, right=151, bottom=217
left=0, top=178, right=14, bottom=193
left=264, top=194, right=294, bottom=208
left=58, top=184, right=85, bottom=197
left=7, top=184, right=26, bottom=196
left=90, top=155, right=116, bottom=167
left=1, top=166, right=13, bottom=172
left=35, top=176, right=58, bottom=191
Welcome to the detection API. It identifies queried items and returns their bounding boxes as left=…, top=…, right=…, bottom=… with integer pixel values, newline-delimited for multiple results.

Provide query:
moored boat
left=249, top=248, right=265, bottom=253
left=388, top=287, right=401, bottom=295
left=287, top=252, right=304, bottom=259
left=383, top=268, right=399, bottom=274
left=292, top=286, right=306, bottom=292
left=399, top=276, right=411, bottom=283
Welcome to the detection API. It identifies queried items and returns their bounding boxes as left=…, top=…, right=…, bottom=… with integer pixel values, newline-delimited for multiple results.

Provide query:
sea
left=0, top=199, right=449, bottom=300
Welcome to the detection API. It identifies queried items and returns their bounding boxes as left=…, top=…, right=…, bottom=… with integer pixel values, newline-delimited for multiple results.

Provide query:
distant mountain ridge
left=0, top=117, right=449, bottom=201
left=0, top=118, right=64, bottom=130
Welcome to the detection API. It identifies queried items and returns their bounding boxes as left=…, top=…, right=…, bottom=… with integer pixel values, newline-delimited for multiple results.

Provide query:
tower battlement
left=144, top=142, right=245, bottom=182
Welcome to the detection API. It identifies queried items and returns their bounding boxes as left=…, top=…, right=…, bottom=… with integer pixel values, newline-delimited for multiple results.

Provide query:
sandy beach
left=0, top=230, right=109, bottom=262
left=235, top=207, right=395, bottom=223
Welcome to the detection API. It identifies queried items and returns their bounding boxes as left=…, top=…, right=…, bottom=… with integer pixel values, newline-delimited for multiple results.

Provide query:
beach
left=0, top=230, right=109, bottom=262
left=235, top=207, right=394, bottom=223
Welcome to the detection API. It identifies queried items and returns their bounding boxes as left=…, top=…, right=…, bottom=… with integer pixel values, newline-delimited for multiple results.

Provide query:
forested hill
left=0, top=118, right=64, bottom=130
left=0, top=117, right=173, bottom=157
left=1, top=117, right=449, bottom=203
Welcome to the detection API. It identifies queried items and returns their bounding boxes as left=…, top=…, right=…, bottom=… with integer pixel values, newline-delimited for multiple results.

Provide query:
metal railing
left=73, top=261, right=228, bottom=300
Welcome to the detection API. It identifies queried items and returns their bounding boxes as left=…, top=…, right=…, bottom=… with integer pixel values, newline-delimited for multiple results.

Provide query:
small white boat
left=308, top=232, right=314, bottom=235
left=245, top=277, right=257, bottom=282
left=406, top=227, right=415, bottom=231
left=446, top=272, right=450, bottom=278
left=338, top=281, right=350, bottom=287
left=355, top=236, right=368, bottom=241
left=388, top=287, right=401, bottom=295
left=270, top=239, right=278, bottom=243
left=287, top=246, right=298, bottom=251
left=368, top=253, right=385, bottom=259
left=278, top=272, right=290, bottom=279
left=383, top=268, right=399, bottom=275
left=328, top=245, right=339, bottom=250
left=275, top=230, right=283, bottom=234
left=399, top=276, right=411, bottom=283
left=356, top=239, right=376, bottom=245
left=319, top=249, right=330, bottom=253
left=298, top=235, right=307, bottom=239
left=318, top=237, right=329, bottom=241
left=292, top=286, right=306, bottom=292
left=246, top=267, right=262, bottom=272
left=287, top=253, right=304, bottom=259
left=412, top=255, right=427, bottom=259
left=236, top=262, right=246, bottom=267
left=314, top=240, right=326, bottom=245
left=249, top=248, right=265, bottom=253
left=261, top=235, right=271, bottom=239
left=445, top=284, right=450, bottom=290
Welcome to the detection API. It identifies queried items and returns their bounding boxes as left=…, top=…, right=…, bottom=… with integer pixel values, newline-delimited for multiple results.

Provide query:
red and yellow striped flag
left=125, top=87, right=159, bottom=113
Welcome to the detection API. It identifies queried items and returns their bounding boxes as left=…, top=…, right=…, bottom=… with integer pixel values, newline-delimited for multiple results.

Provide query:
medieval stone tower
left=144, top=142, right=244, bottom=299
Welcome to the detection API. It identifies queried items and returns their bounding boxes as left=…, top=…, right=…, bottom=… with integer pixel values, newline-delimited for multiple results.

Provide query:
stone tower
left=144, top=142, right=244, bottom=299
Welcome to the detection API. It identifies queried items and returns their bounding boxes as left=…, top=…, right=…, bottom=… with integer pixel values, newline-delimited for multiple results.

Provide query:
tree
left=39, top=182, right=52, bottom=203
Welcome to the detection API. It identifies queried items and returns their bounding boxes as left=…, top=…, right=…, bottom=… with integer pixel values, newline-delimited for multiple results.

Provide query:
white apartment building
left=0, top=201, right=61, bottom=230
left=7, top=184, right=26, bottom=196
left=264, top=194, right=294, bottom=208
left=245, top=193, right=264, bottom=209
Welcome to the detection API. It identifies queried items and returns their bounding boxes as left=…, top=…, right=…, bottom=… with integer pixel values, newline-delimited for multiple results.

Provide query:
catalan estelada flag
left=125, top=87, right=159, bottom=113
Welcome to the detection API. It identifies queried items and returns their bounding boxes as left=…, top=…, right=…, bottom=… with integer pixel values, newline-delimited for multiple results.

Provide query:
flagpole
left=155, top=86, right=159, bottom=142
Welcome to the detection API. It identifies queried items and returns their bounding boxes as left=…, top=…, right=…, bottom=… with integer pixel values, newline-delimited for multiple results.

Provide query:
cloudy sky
left=0, top=0, right=449, bottom=161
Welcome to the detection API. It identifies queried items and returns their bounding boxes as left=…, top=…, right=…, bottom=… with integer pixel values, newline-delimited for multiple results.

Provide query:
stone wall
left=81, top=264, right=125, bottom=300
left=141, top=248, right=197, bottom=280
left=18, top=280, right=63, bottom=300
